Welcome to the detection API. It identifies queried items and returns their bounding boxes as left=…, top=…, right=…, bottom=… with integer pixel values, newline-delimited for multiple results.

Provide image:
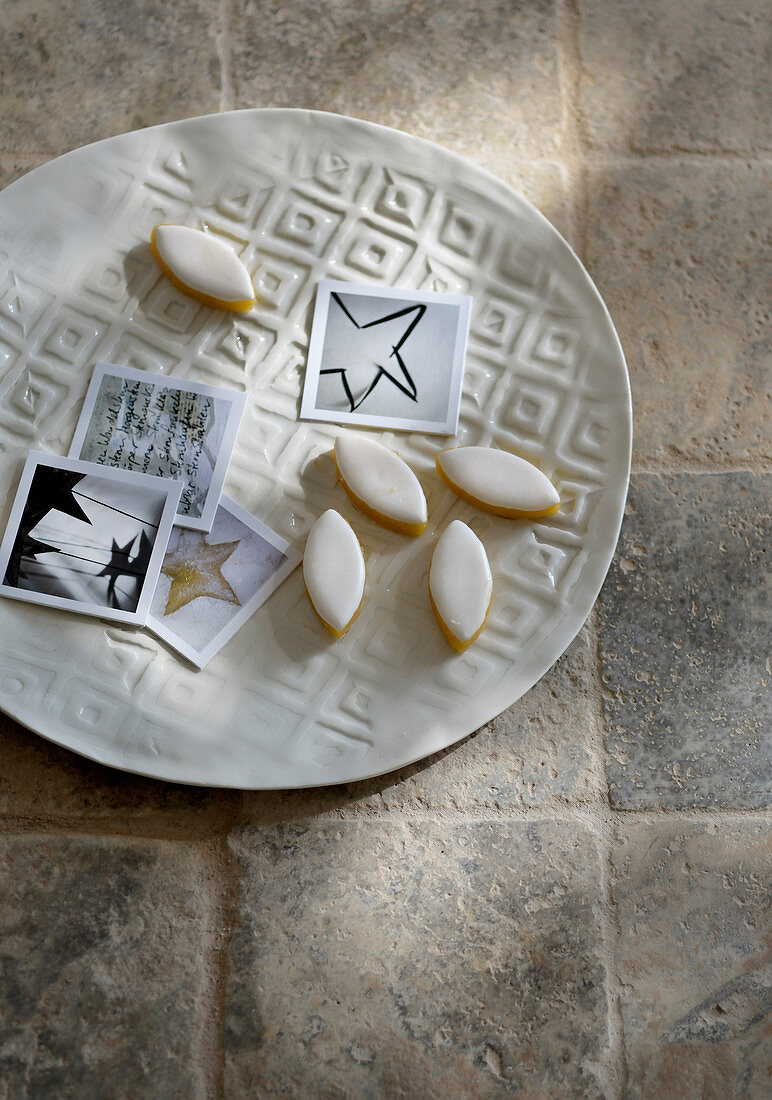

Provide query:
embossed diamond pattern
left=0, top=110, right=630, bottom=786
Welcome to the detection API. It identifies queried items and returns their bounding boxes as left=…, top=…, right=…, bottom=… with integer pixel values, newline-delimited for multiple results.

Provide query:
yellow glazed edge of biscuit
left=150, top=226, right=256, bottom=313
left=303, top=574, right=366, bottom=639
left=428, top=582, right=492, bottom=653
left=435, top=453, right=560, bottom=520
left=333, top=448, right=428, bottom=537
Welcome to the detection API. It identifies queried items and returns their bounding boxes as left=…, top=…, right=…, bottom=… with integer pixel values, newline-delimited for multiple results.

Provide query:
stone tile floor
left=0, top=1, right=769, bottom=1096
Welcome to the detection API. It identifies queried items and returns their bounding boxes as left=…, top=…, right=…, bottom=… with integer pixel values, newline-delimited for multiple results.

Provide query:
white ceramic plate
left=0, top=109, right=631, bottom=787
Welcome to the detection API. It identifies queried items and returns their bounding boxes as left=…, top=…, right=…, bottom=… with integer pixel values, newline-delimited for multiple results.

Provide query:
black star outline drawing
left=320, top=292, right=427, bottom=412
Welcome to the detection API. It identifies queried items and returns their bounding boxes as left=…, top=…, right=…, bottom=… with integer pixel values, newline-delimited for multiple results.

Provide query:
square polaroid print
left=0, top=451, right=182, bottom=626
left=69, top=362, right=246, bottom=532
left=300, top=280, right=472, bottom=435
left=146, top=495, right=301, bottom=669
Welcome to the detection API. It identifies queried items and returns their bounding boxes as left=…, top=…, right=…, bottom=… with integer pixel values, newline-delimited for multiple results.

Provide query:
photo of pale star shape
left=300, top=280, right=472, bottom=435
left=69, top=362, right=246, bottom=532
left=146, top=496, right=302, bottom=669
left=0, top=451, right=181, bottom=626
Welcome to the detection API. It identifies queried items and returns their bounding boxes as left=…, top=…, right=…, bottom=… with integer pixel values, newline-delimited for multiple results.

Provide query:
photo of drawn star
left=146, top=496, right=301, bottom=668
left=0, top=452, right=181, bottom=625
left=301, top=280, right=472, bottom=435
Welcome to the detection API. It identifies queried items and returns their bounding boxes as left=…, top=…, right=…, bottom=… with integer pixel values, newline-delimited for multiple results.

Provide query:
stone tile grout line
left=630, top=464, right=772, bottom=476
left=0, top=800, right=769, bottom=836
left=195, top=835, right=242, bottom=1100
left=585, top=608, right=630, bottom=1099
left=556, top=8, right=631, bottom=1092
left=216, top=0, right=236, bottom=113
left=582, top=150, right=772, bottom=166
left=590, top=814, right=629, bottom=1100
left=557, top=0, right=592, bottom=253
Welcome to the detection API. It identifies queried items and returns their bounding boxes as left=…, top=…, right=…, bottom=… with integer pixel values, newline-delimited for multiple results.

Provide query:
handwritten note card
left=69, top=363, right=246, bottom=532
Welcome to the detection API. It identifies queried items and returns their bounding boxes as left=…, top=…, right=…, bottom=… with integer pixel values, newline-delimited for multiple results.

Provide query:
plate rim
left=0, top=107, right=632, bottom=788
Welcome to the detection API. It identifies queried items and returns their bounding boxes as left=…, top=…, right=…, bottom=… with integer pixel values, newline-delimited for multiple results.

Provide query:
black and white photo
left=0, top=451, right=181, bottom=625
left=300, top=280, right=471, bottom=434
left=69, top=362, right=246, bottom=532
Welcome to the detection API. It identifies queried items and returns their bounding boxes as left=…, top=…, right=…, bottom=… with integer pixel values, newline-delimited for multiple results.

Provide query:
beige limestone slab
left=229, top=0, right=564, bottom=163
left=584, top=159, right=771, bottom=468
left=612, top=820, right=772, bottom=1100
left=0, top=0, right=222, bottom=155
left=0, top=834, right=210, bottom=1097
left=225, top=818, right=607, bottom=1097
left=576, top=0, right=772, bottom=154
left=598, top=473, right=771, bottom=809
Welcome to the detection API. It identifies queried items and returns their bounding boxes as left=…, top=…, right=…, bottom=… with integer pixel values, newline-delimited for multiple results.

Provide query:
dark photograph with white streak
left=0, top=451, right=180, bottom=626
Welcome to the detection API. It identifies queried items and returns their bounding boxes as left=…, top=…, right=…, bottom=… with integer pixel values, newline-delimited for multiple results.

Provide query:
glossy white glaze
left=152, top=224, right=254, bottom=304
left=437, top=447, right=559, bottom=514
left=0, top=109, right=631, bottom=787
left=429, top=520, right=492, bottom=646
left=334, top=434, right=427, bottom=532
left=303, top=509, right=366, bottom=636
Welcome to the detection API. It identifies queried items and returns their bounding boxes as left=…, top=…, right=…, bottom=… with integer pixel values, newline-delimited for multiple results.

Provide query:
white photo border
left=68, top=362, right=246, bottom=532
left=146, top=495, right=302, bottom=669
left=300, top=280, right=472, bottom=435
left=0, top=450, right=182, bottom=626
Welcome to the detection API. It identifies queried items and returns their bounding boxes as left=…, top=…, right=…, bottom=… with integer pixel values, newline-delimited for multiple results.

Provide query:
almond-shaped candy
left=334, top=434, right=427, bottom=536
left=436, top=446, right=559, bottom=519
left=429, top=520, right=492, bottom=652
left=303, top=509, right=366, bottom=638
left=151, top=224, right=256, bottom=311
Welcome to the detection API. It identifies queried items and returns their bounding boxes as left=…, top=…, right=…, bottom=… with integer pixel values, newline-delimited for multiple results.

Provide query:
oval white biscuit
left=429, top=520, right=492, bottom=651
left=303, top=509, right=366, bottom=637
left=151, top=224, right=255, bottom=310
left=437, top=447, right=559, bottom=518
left=334, top=434, right=427, bottom=536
